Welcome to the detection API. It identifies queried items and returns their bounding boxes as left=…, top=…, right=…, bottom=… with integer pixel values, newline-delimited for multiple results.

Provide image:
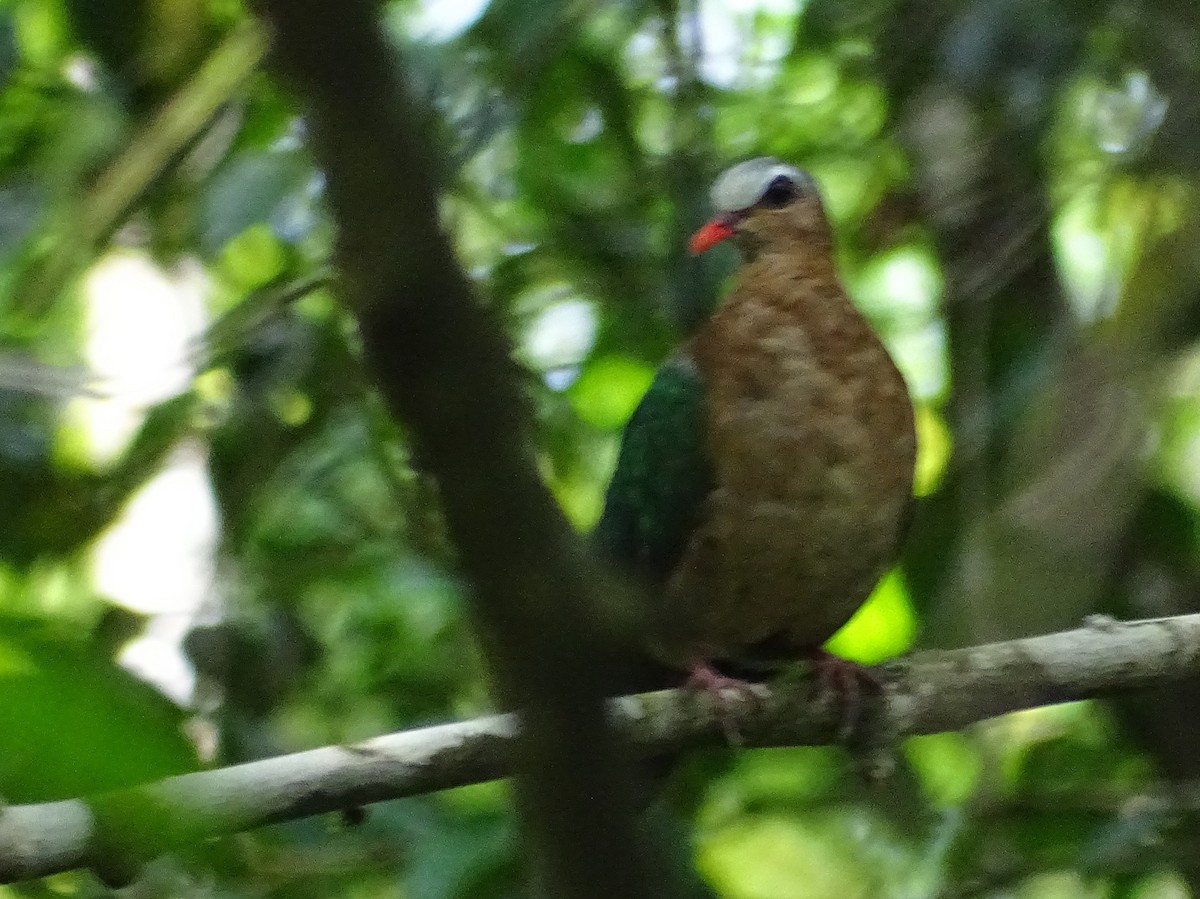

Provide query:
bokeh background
left=2, top=0, right=1200, bottom=895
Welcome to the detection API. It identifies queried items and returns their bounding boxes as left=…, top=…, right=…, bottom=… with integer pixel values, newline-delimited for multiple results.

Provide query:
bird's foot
left=808, top=649, right=880, bottom=741
left=684, top=663, right=768, bottom=746
left=684, top=663, right=766, bottom=699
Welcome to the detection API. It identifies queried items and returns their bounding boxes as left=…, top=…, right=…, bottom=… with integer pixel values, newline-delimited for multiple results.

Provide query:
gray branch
left=2, top=614, right=1199, bottom=883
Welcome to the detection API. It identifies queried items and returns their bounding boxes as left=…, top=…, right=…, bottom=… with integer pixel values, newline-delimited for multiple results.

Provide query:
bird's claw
left=808, top=649, right=880, bottom=741
left=684, top=663, right=768, bottom=746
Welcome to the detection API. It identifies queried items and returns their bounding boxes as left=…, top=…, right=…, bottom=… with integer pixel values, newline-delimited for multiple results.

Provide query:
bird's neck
left=694, top=239, right=898, bottom=401
left=738, top=238, right=844, bottom=307
left=738, top=221, right=835, bottom=263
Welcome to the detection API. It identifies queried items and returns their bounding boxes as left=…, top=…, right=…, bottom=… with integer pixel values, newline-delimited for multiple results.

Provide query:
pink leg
left=684, top=663, right=758, bottom=697
left=808, top=648, right=879, bottom=739
left=683, top=663, right=767, bottom=745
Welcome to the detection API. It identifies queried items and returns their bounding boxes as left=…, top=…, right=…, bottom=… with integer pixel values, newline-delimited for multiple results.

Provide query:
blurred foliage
left=0, top=0, right=1199, bottom=896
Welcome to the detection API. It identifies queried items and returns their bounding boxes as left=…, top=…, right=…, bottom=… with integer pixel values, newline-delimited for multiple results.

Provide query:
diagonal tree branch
left=248, top=3, right=663, bottom=898
left=3, top=615, right=1200, bottom=883
left=20, top=20, right=268, bottom=320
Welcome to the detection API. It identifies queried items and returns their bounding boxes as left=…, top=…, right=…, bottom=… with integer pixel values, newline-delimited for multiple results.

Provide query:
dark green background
left=0, top=0, right=1198, bottom=895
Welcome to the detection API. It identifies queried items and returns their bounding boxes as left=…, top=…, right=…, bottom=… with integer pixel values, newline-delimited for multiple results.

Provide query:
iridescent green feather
left=593, top=354, right=713, bottom=586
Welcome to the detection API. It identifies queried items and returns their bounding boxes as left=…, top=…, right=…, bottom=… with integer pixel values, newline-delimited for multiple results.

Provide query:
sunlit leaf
left=15, top=0, right=68, bottom=69
left=568, top=354, right=655, bottom=430
left=0, top=629, right=195, bottom=801
left=904, top=732, right=981, bottom=807
left=824, top=568, right=916, bottom=663
left=914, top=404, right=951, bottom=496
left=698, top=815, right=867, bottom=899
left=218, top=221, right=288, bottom=289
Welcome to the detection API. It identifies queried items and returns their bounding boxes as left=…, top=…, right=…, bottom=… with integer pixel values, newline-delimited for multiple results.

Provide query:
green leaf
left=568, top=354, right=654, bottom=430
left=0, top=626, right=195, bottom=801
left=698, top=814, right=867, bottom=899
left=15, top=0, right=68, bottom=70
left=218, top=221, right=288, bottom=289
left=904, top=733, right=981, bottom=807
left=824, top=569, right=917, bottom=663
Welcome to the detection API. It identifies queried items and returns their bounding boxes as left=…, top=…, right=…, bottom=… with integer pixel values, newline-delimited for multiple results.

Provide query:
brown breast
left=650, top=251, right=916, bottom=666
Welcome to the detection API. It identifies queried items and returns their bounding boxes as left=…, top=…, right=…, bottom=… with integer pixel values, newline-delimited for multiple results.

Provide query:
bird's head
left=688, top=158, right=829, bottom=259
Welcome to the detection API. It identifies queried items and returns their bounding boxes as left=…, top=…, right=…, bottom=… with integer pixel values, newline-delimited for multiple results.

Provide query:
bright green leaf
left=904, top=732, right=982, bottom=807
left=825, top=568, right=917, bottom=663
left=219, top=222, right=287, bottom=289
left=568, top=354, right=654, bottom=430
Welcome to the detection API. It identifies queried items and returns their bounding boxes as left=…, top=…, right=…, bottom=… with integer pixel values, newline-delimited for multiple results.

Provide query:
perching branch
left=3, top=614, right=1200, bottom=884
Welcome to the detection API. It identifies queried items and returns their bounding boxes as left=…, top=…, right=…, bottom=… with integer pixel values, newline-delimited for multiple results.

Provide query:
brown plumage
left=597, top=158, right=916, bottom=678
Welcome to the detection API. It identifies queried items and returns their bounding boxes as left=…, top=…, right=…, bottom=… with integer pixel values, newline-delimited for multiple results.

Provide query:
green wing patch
left=593, top=354, right=713, bottom=586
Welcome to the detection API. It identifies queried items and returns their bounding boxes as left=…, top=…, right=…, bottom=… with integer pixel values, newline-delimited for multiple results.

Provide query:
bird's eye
left=759, top=175, right=798, bottom=208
